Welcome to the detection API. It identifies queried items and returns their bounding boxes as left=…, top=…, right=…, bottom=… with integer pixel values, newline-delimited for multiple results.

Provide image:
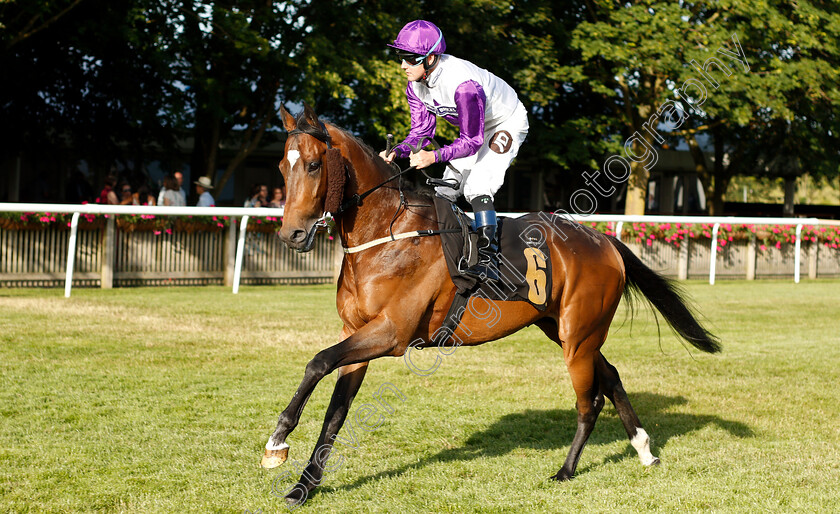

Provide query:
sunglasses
left=395, top=50, right=425, bottom=67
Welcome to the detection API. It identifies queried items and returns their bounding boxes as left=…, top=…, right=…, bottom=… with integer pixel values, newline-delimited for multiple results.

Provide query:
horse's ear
left=302, top=102, right=320, bottom=128
left=279, top=104, right=296, bottom=132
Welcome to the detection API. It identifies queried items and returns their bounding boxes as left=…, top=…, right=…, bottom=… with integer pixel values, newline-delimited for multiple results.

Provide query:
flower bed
left=580, top=221, right=840, bottom=252
left=0, top=212, right=103, bottom=231
left=246, top=215, right=282, bottom=233
left=0, top=212, right=230, bottom=235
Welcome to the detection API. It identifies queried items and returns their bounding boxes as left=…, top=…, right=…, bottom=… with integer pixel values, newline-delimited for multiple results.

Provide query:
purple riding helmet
left=387, top=20, right=446, bottom=65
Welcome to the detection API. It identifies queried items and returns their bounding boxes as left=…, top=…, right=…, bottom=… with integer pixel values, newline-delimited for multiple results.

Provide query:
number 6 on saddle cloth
left=390, top=135, right=553, bottom=314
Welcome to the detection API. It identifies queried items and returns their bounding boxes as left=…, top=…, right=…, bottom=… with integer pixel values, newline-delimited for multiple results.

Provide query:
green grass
left=1, top=280, right=839, bottom=513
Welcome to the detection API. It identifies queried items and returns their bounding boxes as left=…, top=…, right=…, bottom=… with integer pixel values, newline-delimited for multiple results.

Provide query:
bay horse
left=263, top=104, right=720, bottom=506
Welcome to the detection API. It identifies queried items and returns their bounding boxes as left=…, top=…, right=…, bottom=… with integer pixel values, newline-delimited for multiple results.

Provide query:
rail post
left=101, top=216, right=115, bottom=289
left=233, top=215, right=249, bottom=294
left=224, top=218, right=236, bottom=286
left=64, top=213, right=81, bottom=298
left=794, top=224, right=803, bottom=283
left=709, top=223, right=720, bottom=285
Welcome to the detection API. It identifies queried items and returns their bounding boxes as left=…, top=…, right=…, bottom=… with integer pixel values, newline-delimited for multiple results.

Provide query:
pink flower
left=775, top=242, right=782, bottom=249
left=760, top=245, right=767, bottom=251
left=646, top=239, right=653, bottom=246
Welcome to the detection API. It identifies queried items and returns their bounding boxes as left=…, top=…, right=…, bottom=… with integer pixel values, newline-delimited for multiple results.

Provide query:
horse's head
left=277, top=103, right=349, bottom=252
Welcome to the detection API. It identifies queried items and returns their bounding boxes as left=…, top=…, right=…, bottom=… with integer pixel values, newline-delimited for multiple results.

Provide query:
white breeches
left=435, top=104, right=529, bottom=203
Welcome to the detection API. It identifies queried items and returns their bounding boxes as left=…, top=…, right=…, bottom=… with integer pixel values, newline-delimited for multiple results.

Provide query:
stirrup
left=463, top=259, right=500, bottom=283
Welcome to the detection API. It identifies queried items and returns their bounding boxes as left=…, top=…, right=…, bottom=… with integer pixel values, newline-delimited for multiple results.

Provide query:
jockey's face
left=401, top=55, right=436, bottom=81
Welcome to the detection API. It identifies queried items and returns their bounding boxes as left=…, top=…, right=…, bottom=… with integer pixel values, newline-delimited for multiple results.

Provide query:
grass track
left=1, top=280, right=839, bottom=513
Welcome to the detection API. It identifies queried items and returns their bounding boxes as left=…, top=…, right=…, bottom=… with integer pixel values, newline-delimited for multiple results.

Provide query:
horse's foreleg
left=262, top=317, right=398, bottom=468
left=280, top=361, right=369, bottom=507
left=596, top=354, right=659, bottom=467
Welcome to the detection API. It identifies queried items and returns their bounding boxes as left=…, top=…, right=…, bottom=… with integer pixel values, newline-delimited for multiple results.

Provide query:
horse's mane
left=292, top=111, right=434, bottom=205
left=292, top=111, right=397, bottom=179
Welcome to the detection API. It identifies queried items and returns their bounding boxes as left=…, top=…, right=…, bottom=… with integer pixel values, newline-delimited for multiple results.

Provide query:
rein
left=335, top=137, right=458, bottom=216
left=289, top=125, right=460, bottom=253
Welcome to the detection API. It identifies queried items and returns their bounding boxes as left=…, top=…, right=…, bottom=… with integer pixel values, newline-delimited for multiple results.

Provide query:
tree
left=1, top=0, right=86, bottom=50
left=563, top=0, right=840, bottom=215
left=1, top=0, right=180, bottom=180
left=160, top=1, right=298, bottom=193
left=671, top=1, right=840, bottom=215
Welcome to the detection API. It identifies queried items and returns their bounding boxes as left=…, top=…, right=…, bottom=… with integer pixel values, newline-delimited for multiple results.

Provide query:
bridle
left=287, top=125, right=461, bottom=253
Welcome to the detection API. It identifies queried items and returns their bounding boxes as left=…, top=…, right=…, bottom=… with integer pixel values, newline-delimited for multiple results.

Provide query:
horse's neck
left=336, top=141, right=435, bottom=249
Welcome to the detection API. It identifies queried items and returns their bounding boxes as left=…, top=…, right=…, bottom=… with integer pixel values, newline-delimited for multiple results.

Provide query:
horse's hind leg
left=596, top=355, right=659, bottom=466
left=551, top=332, right=607, bottom=481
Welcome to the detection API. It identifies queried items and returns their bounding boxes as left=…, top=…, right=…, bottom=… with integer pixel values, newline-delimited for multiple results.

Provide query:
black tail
left=609, top=237, right=721, bottom=353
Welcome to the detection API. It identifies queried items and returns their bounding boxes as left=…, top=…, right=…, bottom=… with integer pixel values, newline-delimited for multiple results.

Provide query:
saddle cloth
left=434, top=196, right=552, bottom=311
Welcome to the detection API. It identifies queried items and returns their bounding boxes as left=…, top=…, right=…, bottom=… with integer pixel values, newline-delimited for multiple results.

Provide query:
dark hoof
left=285, top=485, right=308, bottom=508
left=550, top=471, right=573, bottom=482
left=649, top=457, right=661, bottom=466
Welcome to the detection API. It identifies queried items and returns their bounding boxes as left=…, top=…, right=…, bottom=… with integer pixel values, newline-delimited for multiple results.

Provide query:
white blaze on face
left=630, top=428, right=659, bottom=466
left=286, top=149, right=301, bottom=171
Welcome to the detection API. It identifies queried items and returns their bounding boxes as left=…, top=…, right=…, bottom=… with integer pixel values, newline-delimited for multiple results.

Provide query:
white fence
left=1, top=203, right=839, bottom=297
left=0, top=203, right=340, bottom=297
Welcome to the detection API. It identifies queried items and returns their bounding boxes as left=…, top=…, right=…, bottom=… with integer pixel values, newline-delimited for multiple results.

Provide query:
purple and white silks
left=393, top=54, right=525, bottom=164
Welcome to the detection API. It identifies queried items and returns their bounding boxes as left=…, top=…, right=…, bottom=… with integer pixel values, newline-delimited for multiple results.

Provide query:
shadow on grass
left=317, top=391, right=752, bottom=497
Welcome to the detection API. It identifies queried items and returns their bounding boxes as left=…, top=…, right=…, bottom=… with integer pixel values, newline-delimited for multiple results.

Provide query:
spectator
left=174, top=171, right=187, bottom=201
left=117, top=180, right=136, bottom=205
left=269, top=186, right=285, bottom=209
left=98, top=175, right=119, bottom=205
left=157, top=170, right=188, bottom=205
left=134, top=184, right=156, bottom=206
left=161, top=175, right=186, bottom=206
left=244, top=183, right=269, bottom=208
left=195, top=177, right=215, bottom=207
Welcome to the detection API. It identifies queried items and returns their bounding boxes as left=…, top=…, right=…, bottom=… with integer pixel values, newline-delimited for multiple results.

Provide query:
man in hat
left=195, top=176, right=216, bottom=207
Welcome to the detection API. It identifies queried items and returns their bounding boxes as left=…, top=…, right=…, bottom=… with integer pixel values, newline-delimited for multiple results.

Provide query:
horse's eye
left=308, top=161, right=321, bottom=173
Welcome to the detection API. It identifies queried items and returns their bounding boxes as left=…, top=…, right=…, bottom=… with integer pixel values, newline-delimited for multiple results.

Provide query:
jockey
left=380, top=20, right=529, bottom=282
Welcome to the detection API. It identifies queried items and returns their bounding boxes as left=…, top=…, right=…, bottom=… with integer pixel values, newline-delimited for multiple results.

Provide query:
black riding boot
left=465, top=197, right=500, bottom=282
left=465, top=224, right=500, bottom=282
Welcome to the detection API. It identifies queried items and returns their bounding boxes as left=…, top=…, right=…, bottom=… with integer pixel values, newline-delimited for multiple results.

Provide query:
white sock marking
left=265, top=439, right=290, bottom=452
left=630, top=428, right=658, bottom=466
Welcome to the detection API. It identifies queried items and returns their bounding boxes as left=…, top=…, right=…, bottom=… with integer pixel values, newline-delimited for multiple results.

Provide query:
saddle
left=433, top=196, right=553, bottom=311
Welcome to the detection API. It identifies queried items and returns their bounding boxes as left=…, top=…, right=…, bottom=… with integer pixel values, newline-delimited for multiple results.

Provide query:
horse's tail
left=609, top=236, right=721, bottom=353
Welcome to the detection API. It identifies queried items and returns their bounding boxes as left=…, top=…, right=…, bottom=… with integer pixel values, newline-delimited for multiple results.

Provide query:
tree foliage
left=562, top=0, right=840, bottom=214
left=1, top=0, right=838, bottom=211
